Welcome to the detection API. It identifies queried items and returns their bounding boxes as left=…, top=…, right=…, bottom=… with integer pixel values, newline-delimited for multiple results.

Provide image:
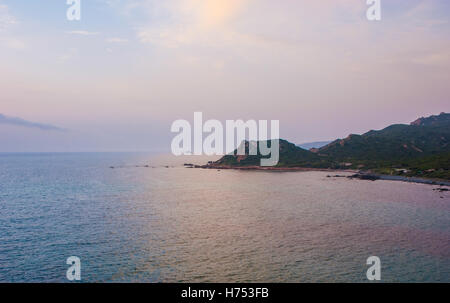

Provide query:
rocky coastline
left=186, top=163, right=450, bottom=187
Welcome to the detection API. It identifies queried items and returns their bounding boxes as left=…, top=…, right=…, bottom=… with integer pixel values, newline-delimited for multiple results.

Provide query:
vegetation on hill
left=209, top=112, right=450, bottom=180
left=215, top=139, right=331, bottom=168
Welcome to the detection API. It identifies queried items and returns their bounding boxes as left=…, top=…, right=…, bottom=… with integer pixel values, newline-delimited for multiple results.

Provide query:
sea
left=0, top=152, right=448, bottom=282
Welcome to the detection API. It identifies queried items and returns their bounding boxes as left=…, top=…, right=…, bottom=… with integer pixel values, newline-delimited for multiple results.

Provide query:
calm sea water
left=0, top=153, right=448, bottom=282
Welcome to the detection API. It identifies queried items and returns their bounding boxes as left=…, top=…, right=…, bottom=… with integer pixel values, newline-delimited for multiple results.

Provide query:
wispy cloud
left=66, top=30, right=100, bottom=36
left=106, top=37, right=128, bottom=43
left=0, top=3, right=25, bottom=50
left=1, top=37, right=25, bottom=49
left=411, top=51, right=450, bottom=66
left=134, top=0, right=249, bottom=48
left=0, top=114, right=66, bottom=131
left=58, top=48, right=78, bottom=62
left=0, top=4, right=17, bottom=31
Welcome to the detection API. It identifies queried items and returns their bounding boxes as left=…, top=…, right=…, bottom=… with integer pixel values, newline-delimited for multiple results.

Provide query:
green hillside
left=214, top=139, right=330, bottom=168
left=209, top=112, right=450, bottom=180
left=315, top=112, right=450, bottom=176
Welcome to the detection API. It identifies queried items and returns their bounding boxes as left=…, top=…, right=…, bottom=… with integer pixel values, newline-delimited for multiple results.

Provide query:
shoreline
left=195, top=164, right=358, bottom=172
left=193, top=164, right=450, bottom=187
left=353, top=173, right=450, bottom=187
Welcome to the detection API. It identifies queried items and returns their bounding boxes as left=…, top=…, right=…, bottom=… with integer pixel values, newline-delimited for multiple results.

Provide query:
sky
left=0, top=0, right=449, bottom=152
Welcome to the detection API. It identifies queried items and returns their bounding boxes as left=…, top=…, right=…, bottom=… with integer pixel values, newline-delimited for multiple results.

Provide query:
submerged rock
left=433, top=187, right=449, bottom=192
left=348, top=174, right=380, bottom=181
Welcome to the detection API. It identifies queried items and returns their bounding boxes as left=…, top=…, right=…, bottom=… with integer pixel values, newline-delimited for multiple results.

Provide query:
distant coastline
left=190, top=164, right=450, bottom=187
left=199, top=112, right=450, bottom=182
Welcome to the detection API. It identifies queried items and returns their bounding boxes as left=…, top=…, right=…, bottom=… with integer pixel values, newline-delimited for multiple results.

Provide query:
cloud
left=106, top=37, right=128, bottom=43
left=0, top=4, right=17, bottom=31
left=131, top=0, right=370, bottom=52
left=134, top=0, right=250, bottom=47
left=0, top=114, right=66, bottom=131
left=1, top=37, right=25, bottom=49
left=66, top=30, right=100, bottom=36
left=58, top=48, right=78, bottom=62
left=411, top=50, right=450, bottom=66
left=0, top=4, right=25, bottom=50
left=180, top=0, right=248, bottom=28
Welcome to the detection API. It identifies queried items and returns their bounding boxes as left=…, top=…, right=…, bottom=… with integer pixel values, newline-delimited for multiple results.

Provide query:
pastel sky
left=0, top=0, right=449, bottom=152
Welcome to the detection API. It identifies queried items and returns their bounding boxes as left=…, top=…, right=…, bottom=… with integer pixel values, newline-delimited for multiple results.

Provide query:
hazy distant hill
left=209, top=112, right=450, bottom=180
left=298, top=141, right=331, bottom=150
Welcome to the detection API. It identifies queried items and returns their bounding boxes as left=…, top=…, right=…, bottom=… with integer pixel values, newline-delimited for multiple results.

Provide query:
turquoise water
left=0, top=153, right=449, bottom=282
